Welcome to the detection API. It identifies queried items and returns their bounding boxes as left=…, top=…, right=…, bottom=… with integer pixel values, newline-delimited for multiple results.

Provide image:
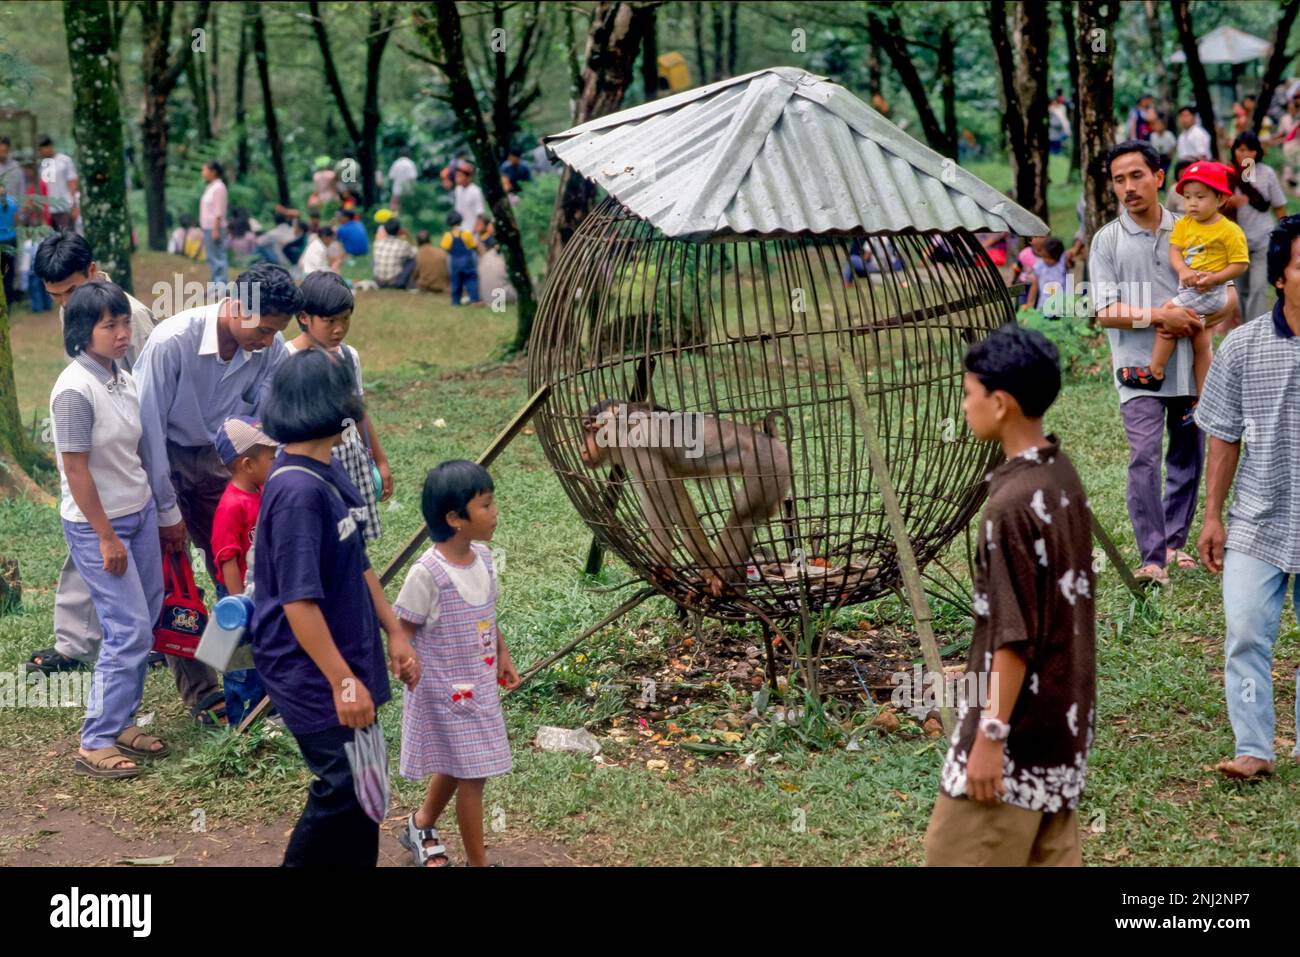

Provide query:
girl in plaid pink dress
left=393, top=461, right=519, bottom=867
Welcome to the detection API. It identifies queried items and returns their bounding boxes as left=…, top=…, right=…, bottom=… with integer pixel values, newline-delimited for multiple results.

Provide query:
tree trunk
left=209, top=4, right=220, bottom=134
left=726, top=4, right=738, bottom=77
left=710, top=3, right=723, bottom=82
left=417, top=3, right=539, bottom=354
left=989, top=0, right=1050, bottom=221
left=1143, top=0, right=1172, bottom=111
left=307, top=1, right=391, bottom=209
left=139, top=0, right=210, bottom=251
left=235, top=7, right=249, bottom=178
left=66, top=1, right=134, bottom=294
left=0, top=276, right=51, bottom=503
left=358, top=5, right=392, bottom=209
left=1171, top=0, right=1218, bottom=159
left=866, top=37, right=882, bottom=99
left=1252, top=0, right=1300, bottom=133
left=1061, top=0, right=1081, bottom=183
left=545, top=2, right=657, bottom=278
left=690, top=2, right=706, bottom=85
left=641, top=4, right=657, bottom=102
left=1076, top=1, right=1119, bottom=246
left=186, top=53, right=212, bottom=143
left=938, top=23, right=957, bottom=157
left=251, top=4, right=289, bottom=206
left=869, top=4, right=949, bottom=153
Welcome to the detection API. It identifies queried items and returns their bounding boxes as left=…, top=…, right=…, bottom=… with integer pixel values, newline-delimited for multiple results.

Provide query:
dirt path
left=0, top=804, right=583, bottom=867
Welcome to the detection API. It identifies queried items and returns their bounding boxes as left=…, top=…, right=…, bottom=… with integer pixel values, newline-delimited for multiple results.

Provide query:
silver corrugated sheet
left=545, top=67, right=1050, bottom=241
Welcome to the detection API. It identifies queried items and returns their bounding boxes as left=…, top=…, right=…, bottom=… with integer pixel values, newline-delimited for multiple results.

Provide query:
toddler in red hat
left=1116, top=161, right=1248, bottom=410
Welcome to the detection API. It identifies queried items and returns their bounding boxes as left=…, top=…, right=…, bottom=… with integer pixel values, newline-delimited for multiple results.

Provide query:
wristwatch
left=979, top=717, right=1011, bottom=742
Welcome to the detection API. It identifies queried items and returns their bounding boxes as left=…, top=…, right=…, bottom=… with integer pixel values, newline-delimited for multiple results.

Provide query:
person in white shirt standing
left=387, top=148, right=419, bottom=213
left=199, top=161, right=229, bottom=285
left=452, top=162, right=486, bottom=229
left=37, top=135, right=79, bottom=231
left=50, top=281, right=168, bottom=779
left=1175, top=106, right=1213, bottom=163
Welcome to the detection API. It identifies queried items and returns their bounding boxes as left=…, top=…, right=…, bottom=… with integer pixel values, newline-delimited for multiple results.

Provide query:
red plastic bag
left=153, top=552, right=208, bottom=658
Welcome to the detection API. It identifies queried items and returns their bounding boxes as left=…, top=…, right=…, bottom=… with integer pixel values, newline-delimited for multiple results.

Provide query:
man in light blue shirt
left=134, top=263, right=301, bottom=718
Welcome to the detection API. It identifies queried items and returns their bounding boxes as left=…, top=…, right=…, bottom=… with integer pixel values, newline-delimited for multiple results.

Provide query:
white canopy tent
left=1168, top=25, right=1271, bottom=65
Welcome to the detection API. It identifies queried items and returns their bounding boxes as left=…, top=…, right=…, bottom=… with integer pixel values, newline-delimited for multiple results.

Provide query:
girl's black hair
left=261, top=348, right=364, bottom=444
left=299, top=270, right=354, bottom=325
left=1231, top=132, right=1272, bottom=213
left=421, top=460, right=494, bottom=542
left=63, top=281, right=130, bottom=358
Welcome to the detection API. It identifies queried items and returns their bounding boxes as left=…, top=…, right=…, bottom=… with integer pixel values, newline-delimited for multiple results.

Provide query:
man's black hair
left=963, top=323, right=1061, bottom=418
left=317, top=224, right=334, bottom=240
left=37, top=134, right=53, bottom=148
left=1178, top=105, right=1196, bottom=117
left=1043, top=237, right=1066, bottom=260
left=386, top=217, right=401, bottom=235
left=1265, top=214, right=1300, bottom=297
left=33, top=231, right=94, bottom=284
left=261, top=348, right=364, bottom=444
left=0, top=136, right=9, bottom=147
left=447, top=211, right=463, bottom=227
left=300, top=270, right=354, bottom=319
left=421, top=460, right=495, bottom=543
left=416, top=229, right=431, bottom=245
left=1105, top=140, right=1162, bottom=176
left=233, top=262, right=303, bottom=318
left=63, top=281, right=129, bottom=358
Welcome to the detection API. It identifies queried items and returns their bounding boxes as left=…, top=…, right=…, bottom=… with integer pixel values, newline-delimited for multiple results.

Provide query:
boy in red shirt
left=211, top=416, right=277, bottom=725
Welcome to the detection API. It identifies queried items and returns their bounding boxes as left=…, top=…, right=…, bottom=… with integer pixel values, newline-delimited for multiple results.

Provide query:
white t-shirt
left=396, top=545, right=494, bottom=628
left=50, top=354, right=152, bottom=524
left=1176, top=125, right=1212, bottom=162
left=388, top=157, right=418, bottom=196
left=453, top=183, right=486, bottom=227
left=298, top=236, right=332, bottom=276
left=40, top=152, right=78, bottom=205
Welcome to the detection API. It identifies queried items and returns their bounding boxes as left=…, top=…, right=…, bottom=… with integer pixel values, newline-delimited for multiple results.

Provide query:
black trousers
left=284, top=723, right=378, bottom=867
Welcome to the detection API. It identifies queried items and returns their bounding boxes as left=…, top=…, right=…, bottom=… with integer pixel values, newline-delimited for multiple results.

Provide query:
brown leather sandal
left=74, top=747, right=141, bottom=780
left=116, top=725, right=169, bottom=759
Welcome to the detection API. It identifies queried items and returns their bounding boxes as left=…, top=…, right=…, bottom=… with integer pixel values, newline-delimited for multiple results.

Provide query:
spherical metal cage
left=528, top=198, right=1015, bottom=622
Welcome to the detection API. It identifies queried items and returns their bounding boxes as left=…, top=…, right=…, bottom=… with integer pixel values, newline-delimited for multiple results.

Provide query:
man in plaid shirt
left=372, top=217, right=417, bottom=289
left=1195, top=214, right=1300, bottom=780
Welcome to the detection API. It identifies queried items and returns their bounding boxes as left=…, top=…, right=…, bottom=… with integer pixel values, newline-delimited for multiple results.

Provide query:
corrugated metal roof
left=544, top=67, right=1050, bottom=241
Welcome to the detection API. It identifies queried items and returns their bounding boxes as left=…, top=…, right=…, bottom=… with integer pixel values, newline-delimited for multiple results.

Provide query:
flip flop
left=1133, top=563, right=1169, bottom=586
left=1167, top=548, right=1198, bottom=570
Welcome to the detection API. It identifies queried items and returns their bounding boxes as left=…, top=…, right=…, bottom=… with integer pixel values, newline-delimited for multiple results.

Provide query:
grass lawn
left=0, top=235, right=1295, bottom=866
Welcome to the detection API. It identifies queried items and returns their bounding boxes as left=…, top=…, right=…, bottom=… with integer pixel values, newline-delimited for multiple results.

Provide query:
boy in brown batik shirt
left=924, top=324, right=1097, bottom=866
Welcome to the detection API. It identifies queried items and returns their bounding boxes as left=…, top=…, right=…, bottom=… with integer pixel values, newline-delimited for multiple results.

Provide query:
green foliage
left=1018, top=310, right=1110, bottom=382
left=512, top=172, right=561, bottom=278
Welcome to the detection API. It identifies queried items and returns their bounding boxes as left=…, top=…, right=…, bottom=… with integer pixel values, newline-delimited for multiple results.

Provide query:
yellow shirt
left=1170, top=213, right=1249, bottom=273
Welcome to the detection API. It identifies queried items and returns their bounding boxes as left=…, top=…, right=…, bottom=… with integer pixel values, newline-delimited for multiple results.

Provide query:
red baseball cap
left=1175, top=161, right=1234, bottom=197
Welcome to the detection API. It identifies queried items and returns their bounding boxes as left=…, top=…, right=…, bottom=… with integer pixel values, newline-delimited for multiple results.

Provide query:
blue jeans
left=203, top=230, right=228, bottom=284
left=1222, top=549, right=1300, bottom=761
left=62, top=501, right=163, bottom=750
left=213, top=581, right=265, bottom=726
left=451, top=264, right=480, bottom=305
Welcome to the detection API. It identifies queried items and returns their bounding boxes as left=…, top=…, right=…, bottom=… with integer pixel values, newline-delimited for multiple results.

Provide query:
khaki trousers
left=923, top=793, right=1083, bottom=866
